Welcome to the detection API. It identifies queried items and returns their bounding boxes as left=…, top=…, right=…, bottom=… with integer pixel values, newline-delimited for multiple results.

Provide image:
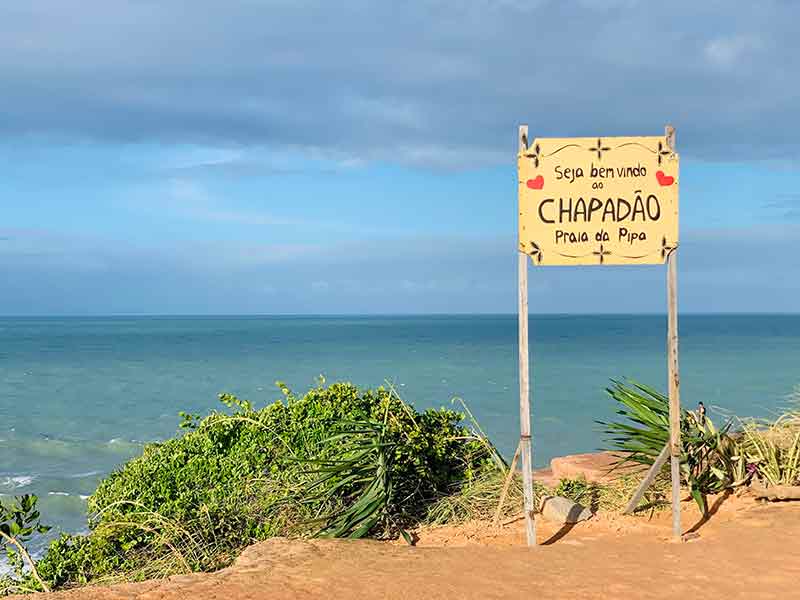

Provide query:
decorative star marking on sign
left=660, top=236, right=677, bottom=259
left=657, top=139, right=672, bottom=165
left=529, top=241, right=543, bottom=264
left=588, top=138, right=611, bottom=160
left=593, top=244, right=612, bottom=264
left=524, top=142, right=542, bottom=168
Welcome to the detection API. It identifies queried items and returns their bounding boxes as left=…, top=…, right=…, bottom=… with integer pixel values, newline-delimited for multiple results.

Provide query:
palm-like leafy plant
left=297, top=410, right=408, bottom=540
left=294, top=389, right=499, bottom=542
left=599, top=379, right=740, bottom=514
left=600, top=380, right=671, bottom=466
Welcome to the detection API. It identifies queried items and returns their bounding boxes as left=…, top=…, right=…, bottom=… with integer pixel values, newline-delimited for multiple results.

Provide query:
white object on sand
left=539, top=496, right=593, bottom=524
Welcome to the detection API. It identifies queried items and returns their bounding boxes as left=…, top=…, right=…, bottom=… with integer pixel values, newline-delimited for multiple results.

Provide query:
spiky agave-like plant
left=296, top=402, right=411, bottom=541
left=599, top=379, right=739, bottom=514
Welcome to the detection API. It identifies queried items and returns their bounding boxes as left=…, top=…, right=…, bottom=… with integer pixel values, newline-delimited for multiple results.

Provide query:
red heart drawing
left=656, top=171, right=675, bottom=186
left=526, top=175, right=544, bottom=190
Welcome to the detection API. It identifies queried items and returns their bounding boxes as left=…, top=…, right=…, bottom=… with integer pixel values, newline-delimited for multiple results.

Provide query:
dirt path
left=20, top=495, right=800, bottom=599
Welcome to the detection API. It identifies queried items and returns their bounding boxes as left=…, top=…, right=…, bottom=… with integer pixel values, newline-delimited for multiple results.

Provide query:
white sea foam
left=68, top=470, right=102, bottom=479
left=48, top=491, right=70, bottom=496
left=0, top=475, right=36, bottom=490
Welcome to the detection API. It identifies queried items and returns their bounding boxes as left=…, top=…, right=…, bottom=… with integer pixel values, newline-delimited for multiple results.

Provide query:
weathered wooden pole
left=622, top=442, right=671, bottom=515
left=518, top=124, right=536, bottom=546
left=665, top=124, right=682, bottom=540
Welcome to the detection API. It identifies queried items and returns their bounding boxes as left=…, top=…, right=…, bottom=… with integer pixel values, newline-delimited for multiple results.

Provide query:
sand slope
left=16, top=495, right=800, bottom=599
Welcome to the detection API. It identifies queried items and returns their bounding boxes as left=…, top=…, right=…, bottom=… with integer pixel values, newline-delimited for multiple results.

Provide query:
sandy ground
left=17, top=492, right=800, bottom=599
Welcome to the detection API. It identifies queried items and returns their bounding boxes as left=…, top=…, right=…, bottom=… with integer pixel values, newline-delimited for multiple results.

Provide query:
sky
left=1, top=1, right=799, bottom=315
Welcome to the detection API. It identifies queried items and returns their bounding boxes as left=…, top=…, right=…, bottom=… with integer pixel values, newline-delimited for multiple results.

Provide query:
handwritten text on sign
left=518, top=136, right=679, bottom=266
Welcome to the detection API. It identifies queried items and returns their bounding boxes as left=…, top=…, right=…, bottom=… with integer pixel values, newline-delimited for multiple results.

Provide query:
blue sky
left=1, top=1, right=799, bottom=314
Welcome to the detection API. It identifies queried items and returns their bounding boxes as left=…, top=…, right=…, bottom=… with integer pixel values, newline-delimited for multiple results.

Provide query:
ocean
left=1, top=314, right=799, bottom=550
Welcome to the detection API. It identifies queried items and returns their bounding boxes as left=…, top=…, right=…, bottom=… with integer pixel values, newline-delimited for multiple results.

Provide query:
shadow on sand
left=685, top=489, right=733, bottom=535
left=541, top=522, right=577, bottom=545
left=543, top=489, right=734, bottom=545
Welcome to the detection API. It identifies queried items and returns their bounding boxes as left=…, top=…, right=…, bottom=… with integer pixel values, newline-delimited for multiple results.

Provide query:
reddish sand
left=19, top=492, right=800, bottom=599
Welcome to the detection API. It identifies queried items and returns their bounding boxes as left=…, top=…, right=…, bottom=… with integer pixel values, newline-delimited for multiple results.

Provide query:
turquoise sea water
left=1, top=314, right=799, bottom=551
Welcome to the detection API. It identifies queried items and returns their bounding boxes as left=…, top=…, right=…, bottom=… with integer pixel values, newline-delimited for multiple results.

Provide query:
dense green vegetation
left=1, top=382, right=499, bottom=594
left=3, top=379, right=800, bottom=595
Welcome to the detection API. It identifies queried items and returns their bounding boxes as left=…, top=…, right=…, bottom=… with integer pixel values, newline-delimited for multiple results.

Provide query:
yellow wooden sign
left=518, top=135, right=679, bottom=265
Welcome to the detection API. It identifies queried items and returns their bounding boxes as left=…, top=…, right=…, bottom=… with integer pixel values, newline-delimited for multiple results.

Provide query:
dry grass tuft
left=424, top=467, right=671, bottom=527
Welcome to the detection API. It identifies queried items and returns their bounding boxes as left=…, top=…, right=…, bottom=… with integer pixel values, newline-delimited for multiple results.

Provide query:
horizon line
left=2, top=311, right=799, bottom=319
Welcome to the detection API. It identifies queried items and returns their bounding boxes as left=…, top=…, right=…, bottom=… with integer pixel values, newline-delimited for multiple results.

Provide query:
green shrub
left=31, top=534, right=100, bottom=589
left=0, top=495, right=52, bottom=594
left=23, top=382, right=494, bottom=591
left=553, top=477, right=599, bottom=508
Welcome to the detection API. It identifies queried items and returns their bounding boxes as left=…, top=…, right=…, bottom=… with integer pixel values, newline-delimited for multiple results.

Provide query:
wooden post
left=622, top=442, right=671, bottom=515
left=667, top=249, right=681, bottom=538
left=666, top=121, right=681, bottom=540
left=518, top=124, right=536, bottom=546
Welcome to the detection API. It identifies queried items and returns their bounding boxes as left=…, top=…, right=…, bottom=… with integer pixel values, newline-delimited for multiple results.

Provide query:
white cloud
left=2, top=226, right=800, bottom=314
left=0, top=2, right=797, bottom=167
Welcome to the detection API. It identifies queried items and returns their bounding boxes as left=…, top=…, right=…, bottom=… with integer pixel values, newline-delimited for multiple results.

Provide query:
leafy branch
left=0, top=495, right=52, bottom=593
